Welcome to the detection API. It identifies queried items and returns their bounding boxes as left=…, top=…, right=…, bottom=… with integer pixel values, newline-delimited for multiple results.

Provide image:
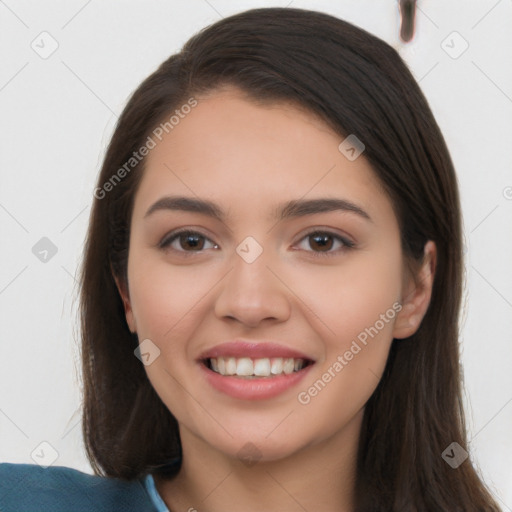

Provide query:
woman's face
left=119, top=86, right=426, bottom=462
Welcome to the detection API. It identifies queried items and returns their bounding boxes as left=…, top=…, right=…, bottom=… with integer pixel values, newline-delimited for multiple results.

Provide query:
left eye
left=159, top=229, right=354, bottom=256
left=295, top=230, right=354, bottom=256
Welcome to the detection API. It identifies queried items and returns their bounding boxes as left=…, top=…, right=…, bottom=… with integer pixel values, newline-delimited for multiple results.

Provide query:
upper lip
left=198, top=340, right=315, bottom=361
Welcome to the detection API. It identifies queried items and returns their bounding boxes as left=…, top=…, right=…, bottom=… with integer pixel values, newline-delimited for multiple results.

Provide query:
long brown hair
left=79, top=7, right=501, bottom=510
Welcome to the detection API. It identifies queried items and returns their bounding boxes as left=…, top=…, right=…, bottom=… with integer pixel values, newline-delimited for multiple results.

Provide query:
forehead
left=134, top=88, right=393, bottom=225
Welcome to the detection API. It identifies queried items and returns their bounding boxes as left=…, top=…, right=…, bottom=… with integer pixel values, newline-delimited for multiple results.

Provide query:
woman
left=0, top=7, right=501, bottom=512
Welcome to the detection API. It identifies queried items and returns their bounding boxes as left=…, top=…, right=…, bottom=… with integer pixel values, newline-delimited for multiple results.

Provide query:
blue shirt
left=0, top=463, right=170, bottom=512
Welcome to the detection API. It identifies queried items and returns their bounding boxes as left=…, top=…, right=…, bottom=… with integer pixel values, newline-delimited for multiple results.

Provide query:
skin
left=116, top=85, right=436, bottom=512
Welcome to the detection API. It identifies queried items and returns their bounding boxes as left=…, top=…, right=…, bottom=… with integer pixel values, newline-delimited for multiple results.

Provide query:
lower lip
left=200, top=362, right=314, bottom=400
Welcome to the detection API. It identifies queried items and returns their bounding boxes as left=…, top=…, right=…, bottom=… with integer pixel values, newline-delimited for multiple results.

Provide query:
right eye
left=159, top=229, right=219, bottom=254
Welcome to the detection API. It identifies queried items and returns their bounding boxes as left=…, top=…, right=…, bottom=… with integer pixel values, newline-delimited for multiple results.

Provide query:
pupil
left=311, top=234, right=332, bottom=251
left=181, top=234, right=204, bottom=250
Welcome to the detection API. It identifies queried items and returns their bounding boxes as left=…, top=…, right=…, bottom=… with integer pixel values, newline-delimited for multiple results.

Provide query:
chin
left=203, top=429, right=310, bottom=465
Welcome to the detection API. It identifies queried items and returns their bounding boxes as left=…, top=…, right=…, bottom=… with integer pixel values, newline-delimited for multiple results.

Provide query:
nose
left=213, top=243, right=292, bottom=328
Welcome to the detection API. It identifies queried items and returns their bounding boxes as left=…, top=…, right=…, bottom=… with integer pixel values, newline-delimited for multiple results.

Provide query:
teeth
left=253, top=358, right=271, bottom=376
left=209, top=357, right=307, bottom=377
left=271, top=358, right=283, bottom=374
left=236, top=357, right=253, bottom=376
left=225, top=357, right=237, bottom=375
left=283, top=358, right=294, bottom=374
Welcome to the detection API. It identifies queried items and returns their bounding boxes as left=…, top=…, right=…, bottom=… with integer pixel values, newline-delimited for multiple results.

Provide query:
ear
left=113, top=272, right=137, bottom=334
left=393, top=240, right=436, bottom=339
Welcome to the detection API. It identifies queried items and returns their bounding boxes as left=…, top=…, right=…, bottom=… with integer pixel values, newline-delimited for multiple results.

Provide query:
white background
left=1, top=0, right=511, bottom=508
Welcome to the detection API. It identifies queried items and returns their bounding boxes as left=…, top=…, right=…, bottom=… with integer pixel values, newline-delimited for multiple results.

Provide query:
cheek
left=288, top=248, right=403, bottom=348
left=126, top=255, right=217, bottom=422
left=291, top=250, right=402, bottom=420
left=127, top=253, right=217, bottom=353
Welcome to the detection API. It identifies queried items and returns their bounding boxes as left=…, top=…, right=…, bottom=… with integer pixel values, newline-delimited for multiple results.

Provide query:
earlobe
left=113, top=273, right=137, bottom=334
left=393, top=241, right=436, bottom=340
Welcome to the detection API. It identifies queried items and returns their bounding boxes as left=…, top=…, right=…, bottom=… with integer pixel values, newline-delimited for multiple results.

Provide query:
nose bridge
left=214, top=234, right=291, bottom=325
left=233, top=234, right=271, bottom=287
left=229, top=234, right=276, bottom=299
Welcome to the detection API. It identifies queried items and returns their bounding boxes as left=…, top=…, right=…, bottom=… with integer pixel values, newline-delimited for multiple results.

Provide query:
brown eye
left=160, top=230, right=217, bottom=253
left=178, top=233, right=205, bottom=251
left=308, top=233, right=334, bottom=252
left=296, top=230, right=355, bottom=257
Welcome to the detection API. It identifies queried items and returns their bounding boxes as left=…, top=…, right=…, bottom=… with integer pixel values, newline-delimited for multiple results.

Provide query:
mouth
left=203, top=356, right=314, bottom=378
left=197, top=341, right=316, bottom=400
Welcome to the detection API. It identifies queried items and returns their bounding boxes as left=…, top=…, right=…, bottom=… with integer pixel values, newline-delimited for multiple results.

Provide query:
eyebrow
left=144, top=195, right=372, bottom=223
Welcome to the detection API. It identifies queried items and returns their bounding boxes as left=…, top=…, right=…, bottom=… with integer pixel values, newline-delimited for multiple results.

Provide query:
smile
left=206, top=356, right=312, bottom=378
left=198, top=340, right=316, bottom=400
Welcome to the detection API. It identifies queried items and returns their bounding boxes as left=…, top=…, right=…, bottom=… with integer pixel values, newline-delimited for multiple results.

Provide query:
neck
left=154, top=409, right=363, bottom=512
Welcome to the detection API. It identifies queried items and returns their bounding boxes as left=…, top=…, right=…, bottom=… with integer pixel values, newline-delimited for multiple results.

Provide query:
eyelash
left=159, top=228, right=355, bottom=258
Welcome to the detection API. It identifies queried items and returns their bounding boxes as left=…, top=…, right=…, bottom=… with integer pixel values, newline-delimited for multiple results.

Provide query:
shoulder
left=0, top=462, right=158, bottom=512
